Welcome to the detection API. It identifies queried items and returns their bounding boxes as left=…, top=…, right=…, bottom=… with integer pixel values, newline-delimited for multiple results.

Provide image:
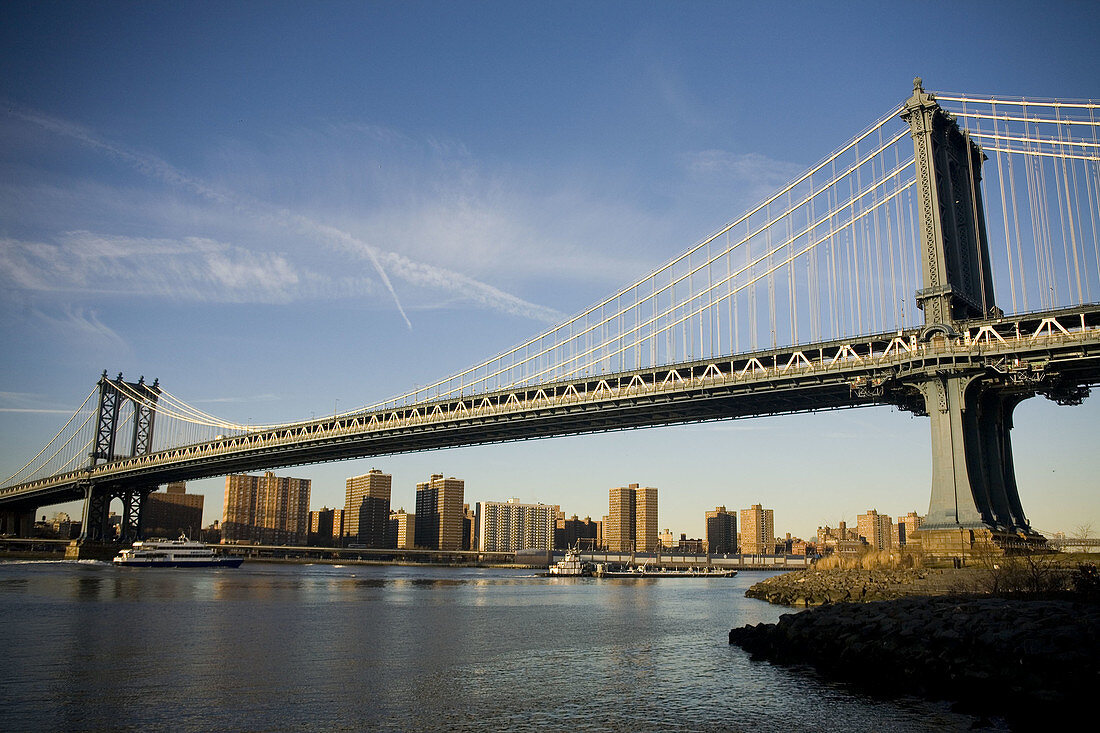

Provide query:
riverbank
left=730, top=594, right=1098, bottom=728
left=743, top=566, right=965, bottom=605
left=0, top=549, right=542, bottom=569
left=730, top=563, right=1100, bottom=728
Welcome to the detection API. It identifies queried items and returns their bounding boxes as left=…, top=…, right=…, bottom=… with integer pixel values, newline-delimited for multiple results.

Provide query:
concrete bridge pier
left=0, top=507, right=35, bottom=537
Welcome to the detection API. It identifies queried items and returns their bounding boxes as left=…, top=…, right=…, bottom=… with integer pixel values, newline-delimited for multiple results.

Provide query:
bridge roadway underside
left=3, top=305, right=1099, bottom=511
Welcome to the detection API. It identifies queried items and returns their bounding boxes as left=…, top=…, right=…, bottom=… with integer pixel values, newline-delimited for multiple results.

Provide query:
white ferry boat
left=113, top=535, right=243, bottom=568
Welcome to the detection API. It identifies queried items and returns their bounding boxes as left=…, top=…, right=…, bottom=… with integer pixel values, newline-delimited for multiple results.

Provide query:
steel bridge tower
left=79, top=372, right=161, bottom=544
left=897, top=78, right=1086, bottom=553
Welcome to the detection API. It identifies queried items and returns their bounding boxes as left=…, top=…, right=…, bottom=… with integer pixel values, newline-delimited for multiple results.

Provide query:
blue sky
left=2, top=1, right=1098, bottom=540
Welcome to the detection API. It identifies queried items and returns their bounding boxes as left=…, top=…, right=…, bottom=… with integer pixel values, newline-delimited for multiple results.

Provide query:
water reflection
left=0, top=562, right=982, bottom=731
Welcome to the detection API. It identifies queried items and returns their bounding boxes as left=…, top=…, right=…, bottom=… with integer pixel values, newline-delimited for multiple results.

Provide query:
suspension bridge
left=3, top=80, right=1099, bottom=556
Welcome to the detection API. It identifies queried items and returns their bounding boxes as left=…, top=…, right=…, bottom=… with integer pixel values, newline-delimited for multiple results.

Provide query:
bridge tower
left=79, top=372, right=161, bottom=544
left=898, top=78, right=1074, bottom=554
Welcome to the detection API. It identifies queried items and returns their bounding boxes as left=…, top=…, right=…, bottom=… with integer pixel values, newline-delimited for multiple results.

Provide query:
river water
left=0, top=561, right=984, bottom=731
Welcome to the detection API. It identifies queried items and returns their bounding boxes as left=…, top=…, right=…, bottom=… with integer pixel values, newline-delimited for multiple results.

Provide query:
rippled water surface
left=0, top=561, right=981, bottom=731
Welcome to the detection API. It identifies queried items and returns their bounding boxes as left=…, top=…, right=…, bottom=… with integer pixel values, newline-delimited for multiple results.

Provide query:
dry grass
left=814, top=548, right=924, bottom=570
left=952, top=548, right=1076, bottom=596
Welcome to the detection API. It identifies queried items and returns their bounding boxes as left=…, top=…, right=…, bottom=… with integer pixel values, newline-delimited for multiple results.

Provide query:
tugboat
left=113, top=535, right=243, bottom=568
left=549, top=548, right=588, bottom=576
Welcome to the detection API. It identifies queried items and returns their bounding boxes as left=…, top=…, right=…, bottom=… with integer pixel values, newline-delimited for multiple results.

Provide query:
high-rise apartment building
left=635, top=486, right=658, bottom=552
left=475, top=499, right=558, bottom=552
left=222, top=471, right=310, bottom=545
left=739, top=504, right=774, bottom=555
left=463, top=504, right=476, bottom=551
left=607, top=486, right=633, bottom=552
left=705, top=506, right=737, bottom=555
left=857, top=509, right=894, bottom=551
left=387, top=508, right=415, bottom=549
left=308, top=507, right=343, bottom=546
left=141, top=482, right=204, bottom=539
left=893, top=511, right=924, bottom=547
left=344, top=469, right=392, bottom=547
left=414, top=474, right=465, bottom=550
left=607, top=483, right=659, bottom=552
left=555, top=515, right=600, bottom=550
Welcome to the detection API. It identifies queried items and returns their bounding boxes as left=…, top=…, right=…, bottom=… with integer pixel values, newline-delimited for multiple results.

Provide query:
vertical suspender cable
left=1055, top=105, right=1084, bottom=303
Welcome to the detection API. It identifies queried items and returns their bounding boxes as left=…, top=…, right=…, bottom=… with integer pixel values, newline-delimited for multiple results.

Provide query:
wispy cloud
left=7, top=104, right=567, bottom=327
left=191, top=394, right=282, bottom=404
left=648, top=64, right=716, bottom=130
left=32, top=306, right=128, bottom=350
left=685, top=150, right=805, bottom=203
left=0, top=391, right=77, bottom=414
left=0, top=407, right=75, bottom=414
left=0, top=233, right=318, bottom=304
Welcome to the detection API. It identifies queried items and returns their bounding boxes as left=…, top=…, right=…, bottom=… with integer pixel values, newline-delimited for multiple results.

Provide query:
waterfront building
left=673, top=533, right=705, bottom=554
left=415, top=474, right=465, bottom=550
left=387, top=508, right=415, bottom=549
left=309, top=507, right=343, bottom=546
left=142, top=482, right=204, bottom=539
left=739, top=504, right=774, bottom=555
left=201, top=520, right=221, bottom=544
left=705, top=506, right=737, bottom=554
left=463, top=504, right=476, bottom=550
left=636, top=486, right=658, bottom=552
left=555, top=514, right=599, bottom=550
left=344, top=469, right=392, bottom=547
left=607, top=488, right=632, bottom=552
left=816, top=523, right=864, bottom=557
left=48, top=511, right=78, bottom=540
left=222, top=471, right=310, bottom=545
left=894, top=511, right=924, bottom=547
left=607, top=483, right=659, bottom=552
left=857, top=509, right=894, bottom=551
left=475, top=499, right=558, bottom=552
left=659, top=528, right=675, bottom=549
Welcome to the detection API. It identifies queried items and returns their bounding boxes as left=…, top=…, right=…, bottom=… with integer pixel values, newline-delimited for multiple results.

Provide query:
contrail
left=8, top=105, right=566, bottom=327
left=9, top=105, right=411, bottom=328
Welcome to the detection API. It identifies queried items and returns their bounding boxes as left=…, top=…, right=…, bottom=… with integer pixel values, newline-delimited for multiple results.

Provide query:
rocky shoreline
left=743, top=566, right=959, bottom=605
left=730, top=567, right=1099, bottom=728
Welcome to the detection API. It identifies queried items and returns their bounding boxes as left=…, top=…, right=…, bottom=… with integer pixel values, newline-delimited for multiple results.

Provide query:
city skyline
left=208, top=469, right=932, bottom=551
left=2, top=3, right=1098, bottom=541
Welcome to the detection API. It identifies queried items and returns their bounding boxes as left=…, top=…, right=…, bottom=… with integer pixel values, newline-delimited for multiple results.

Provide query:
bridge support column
left=917, top=373, right=988, bottom=529
left=117, top=487, right=154, bottom=541
left=80, top=484, right=114, bottom=542
left=0, top=508, right=35, bottom=537
left=909, top=371, right=1042, bottom=558
left=78, top=484, right=155, bottom=543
